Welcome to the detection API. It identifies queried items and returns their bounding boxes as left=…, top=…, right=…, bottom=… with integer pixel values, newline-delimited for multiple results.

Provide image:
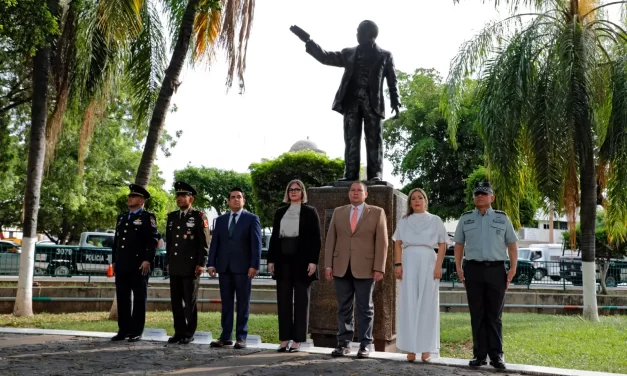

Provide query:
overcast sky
left=155, top=0, right=512, bottom=192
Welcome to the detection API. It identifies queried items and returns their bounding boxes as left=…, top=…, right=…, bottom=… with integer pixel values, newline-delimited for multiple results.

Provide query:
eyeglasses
left=474, top=192, right=489, bottom=196
left=288, top=188, right=302, bottom=193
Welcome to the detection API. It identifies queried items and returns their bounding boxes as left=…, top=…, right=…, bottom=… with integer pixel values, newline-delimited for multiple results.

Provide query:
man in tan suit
left=324, top=181, right=388, bottom=358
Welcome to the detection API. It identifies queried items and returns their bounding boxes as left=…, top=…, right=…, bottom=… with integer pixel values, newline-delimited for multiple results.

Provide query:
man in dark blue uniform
left=166, top=181, right=210, bottom=345
left=454, top=182, right=518, bottom=369
left=111, top=184, right=159, bottom=342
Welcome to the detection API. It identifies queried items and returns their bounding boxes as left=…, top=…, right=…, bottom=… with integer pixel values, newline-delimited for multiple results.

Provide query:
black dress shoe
left=289, top=345, right=300, bottom=353
left=210, top=339, right=233, bottom=348
left=179, top=337, right=194, bottom=344
left=168, top=336, right=182, bottom=344
left=233, top=340, right=247, bottom=349
left=277, top=345, right=288, bottom=352
left=128, top=335, right=141, bottom=342
left=357, top=347, right=370, bottom=359
left=490, top=360, right=507, bottom=370
left=469, top=357, right=487, bottom=367
left=331, top=346, right=350, bottom=357
left=111, top=333, right=128, bottom=341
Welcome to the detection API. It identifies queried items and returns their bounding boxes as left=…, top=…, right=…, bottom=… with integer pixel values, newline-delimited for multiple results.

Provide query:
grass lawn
left=1, top=312, right=626, bottom=374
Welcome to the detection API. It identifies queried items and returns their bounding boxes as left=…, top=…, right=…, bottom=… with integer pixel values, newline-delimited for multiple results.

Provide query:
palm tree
left=134, top=0, right=255, bottom=187
left=445, top=0, right=627, bottom=321
left=14, top=0, right=153, bottom=317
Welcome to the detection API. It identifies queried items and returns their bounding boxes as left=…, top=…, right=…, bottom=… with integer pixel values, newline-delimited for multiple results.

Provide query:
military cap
left=175, top=181, right=197, bottom=196
left=128, top=184, right=150, bottom=199
left=473, top=181, right=493, bottom=194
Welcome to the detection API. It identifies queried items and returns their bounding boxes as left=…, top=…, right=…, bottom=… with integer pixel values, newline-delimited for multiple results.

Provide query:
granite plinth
left=324, top=180, right=394, bottom=188
left=306, top=185, right=407, bottom=352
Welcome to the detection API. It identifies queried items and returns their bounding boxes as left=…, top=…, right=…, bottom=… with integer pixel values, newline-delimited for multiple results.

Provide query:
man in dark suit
left=208, top=187, right=262, bottom=349
left=111, top=184, right=159, bottom=342
left=291, top=20, right=400, bottom=181
left=165, top=181, right=210, bottom=345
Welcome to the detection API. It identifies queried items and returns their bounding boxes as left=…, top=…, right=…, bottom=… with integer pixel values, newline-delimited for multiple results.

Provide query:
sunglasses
left=288, top=188, right=302, bottom=193
left=474, top=192, right=489, bottom=196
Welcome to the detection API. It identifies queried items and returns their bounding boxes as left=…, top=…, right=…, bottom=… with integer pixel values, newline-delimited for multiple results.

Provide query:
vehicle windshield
left=85, top=235, right=114, bottom=247
left=519, top=248, right=530, bottom=260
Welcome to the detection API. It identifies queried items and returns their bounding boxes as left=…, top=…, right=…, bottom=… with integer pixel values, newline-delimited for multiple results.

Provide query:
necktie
left=229, top=213, right=238, bottom=237
left=350, top=207, right=359, bottom=232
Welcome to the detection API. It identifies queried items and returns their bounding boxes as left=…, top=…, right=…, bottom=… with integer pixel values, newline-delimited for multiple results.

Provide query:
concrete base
left=307, top=185, right=407, bottom=352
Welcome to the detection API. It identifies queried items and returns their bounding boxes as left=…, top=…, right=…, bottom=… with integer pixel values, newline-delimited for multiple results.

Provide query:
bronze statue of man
left=291, top=21, right=400, bottom=182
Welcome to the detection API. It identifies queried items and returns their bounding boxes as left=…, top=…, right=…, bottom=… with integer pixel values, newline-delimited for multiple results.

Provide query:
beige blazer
left=324, top=204, right=388, bottom=279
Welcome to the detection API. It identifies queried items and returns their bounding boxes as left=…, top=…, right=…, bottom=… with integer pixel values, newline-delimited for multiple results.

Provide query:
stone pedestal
left=307, top=184, right=407, bottom=352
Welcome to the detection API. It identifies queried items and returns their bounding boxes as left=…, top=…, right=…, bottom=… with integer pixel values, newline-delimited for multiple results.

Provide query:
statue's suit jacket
left=305, top=41, right=400, bottom=118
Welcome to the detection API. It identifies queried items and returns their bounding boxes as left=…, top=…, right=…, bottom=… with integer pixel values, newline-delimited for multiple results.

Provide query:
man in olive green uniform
left=166, top=181, right=210, bottom=344
left=454, top=182, right=518, bottom=370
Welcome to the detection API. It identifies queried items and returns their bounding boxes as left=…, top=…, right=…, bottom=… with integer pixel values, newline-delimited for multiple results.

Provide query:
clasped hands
left=207, top=266, right=258, bottom=279
left=325, top=268, right=383, bottom=281
left=268, top=263, right=317, bottom=277
left=394, top=263, right=443, bottom=280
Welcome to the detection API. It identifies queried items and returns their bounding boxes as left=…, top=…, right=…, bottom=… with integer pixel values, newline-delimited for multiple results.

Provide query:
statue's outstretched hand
left=290, top=25, right=310, bottom=43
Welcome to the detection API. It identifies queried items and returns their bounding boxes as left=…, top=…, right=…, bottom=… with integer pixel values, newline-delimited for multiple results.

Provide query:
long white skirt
left=397, top=245, right=440, bottom=354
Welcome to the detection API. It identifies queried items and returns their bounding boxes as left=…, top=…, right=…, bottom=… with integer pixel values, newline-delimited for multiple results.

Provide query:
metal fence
left=0, top=245, right=272, bottom=279
left=2, top=246, right=627, bottom=289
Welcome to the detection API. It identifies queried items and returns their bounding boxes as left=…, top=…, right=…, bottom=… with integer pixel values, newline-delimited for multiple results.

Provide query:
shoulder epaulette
left=494, top=210, right=508, bottom=216
left=461, top=210, right=473, bottom=216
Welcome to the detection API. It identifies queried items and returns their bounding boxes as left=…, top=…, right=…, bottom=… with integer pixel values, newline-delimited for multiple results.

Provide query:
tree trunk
left=548, top=202, right=554, bottom=243
left=579, top=148, right=599, bottom=321
left=13, top=0, right=58, bottom=317
left=134, top=0, right=200, bottom=187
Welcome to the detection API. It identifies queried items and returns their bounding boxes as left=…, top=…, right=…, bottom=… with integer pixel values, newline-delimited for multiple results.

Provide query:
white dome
left=289, top=138, right=325, bottom=154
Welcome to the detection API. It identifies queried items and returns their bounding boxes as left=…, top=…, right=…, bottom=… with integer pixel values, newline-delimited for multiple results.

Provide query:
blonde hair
left=283, top=179, right=308, bottom=203
left=405, top=188, right=428, bottom=218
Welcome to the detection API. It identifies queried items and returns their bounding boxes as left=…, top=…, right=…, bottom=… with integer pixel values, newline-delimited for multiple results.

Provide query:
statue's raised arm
left=289, top=25, right=310, bottom=43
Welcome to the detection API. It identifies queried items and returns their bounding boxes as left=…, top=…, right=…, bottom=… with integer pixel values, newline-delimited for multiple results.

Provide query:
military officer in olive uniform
left=454, top=182, right=518, bottom=370
left=112, top=184, right=159, bottom=342
left=166, top=181, right=210, bottom=344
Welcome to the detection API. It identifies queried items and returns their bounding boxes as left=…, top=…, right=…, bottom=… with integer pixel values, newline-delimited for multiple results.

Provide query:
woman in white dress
left=393, top=188, right=447, bottom=362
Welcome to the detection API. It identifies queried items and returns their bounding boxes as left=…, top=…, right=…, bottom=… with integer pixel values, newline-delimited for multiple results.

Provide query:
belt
left=466, top=260, right=505, bottom=266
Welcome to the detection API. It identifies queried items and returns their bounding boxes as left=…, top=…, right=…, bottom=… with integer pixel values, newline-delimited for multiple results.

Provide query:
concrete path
left=0, top=333, right=520, bottom=376
left=0, top=329, right=624, bottom=376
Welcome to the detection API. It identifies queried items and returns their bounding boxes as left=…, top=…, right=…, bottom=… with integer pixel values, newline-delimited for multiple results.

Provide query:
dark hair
left=229, top=187, right=245, bottom=199
left=358, top=20, right=379, bottom=39
left=350, top=181, right=368, bottom=192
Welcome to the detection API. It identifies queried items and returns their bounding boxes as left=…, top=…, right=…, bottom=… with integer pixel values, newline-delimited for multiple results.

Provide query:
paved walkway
left=0, top=333, right=519, bottom=376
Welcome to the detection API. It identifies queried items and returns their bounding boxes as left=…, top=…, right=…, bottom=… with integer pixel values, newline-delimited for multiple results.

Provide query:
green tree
left=445, top=0, right=627, bottom=321
left=174, top=166, right=254, bottom=215
left=249, top=151, right=344, bottom=227
left=135, top=0, right=256, bottom=187
left=463, top=166, right=539, bottom=227
left=384, top=68, right=484, bottom=220
left=0, top=92, right=169, bottom=242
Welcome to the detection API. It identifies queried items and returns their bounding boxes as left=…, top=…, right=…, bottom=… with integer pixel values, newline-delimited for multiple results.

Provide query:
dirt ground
left=0, top=333, right=525, bottom=376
